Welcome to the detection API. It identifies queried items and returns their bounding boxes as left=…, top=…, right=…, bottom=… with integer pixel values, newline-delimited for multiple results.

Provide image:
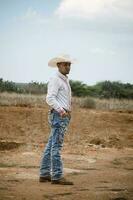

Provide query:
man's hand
left=59, top=110, right=71, bottom=118
left=60, top=111, right=68, bottom=118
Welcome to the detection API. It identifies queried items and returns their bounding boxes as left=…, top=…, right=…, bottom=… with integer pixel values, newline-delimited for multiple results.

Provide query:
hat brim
left=48, top=57, right=75, bottom=67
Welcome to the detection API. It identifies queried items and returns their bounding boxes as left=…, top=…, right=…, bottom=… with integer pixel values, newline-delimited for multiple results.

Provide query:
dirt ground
left=0, top=105, right=133, bottom=200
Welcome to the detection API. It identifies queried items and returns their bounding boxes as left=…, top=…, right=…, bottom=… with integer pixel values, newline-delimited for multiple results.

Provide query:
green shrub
left=80, top=97, right=96, bottom=109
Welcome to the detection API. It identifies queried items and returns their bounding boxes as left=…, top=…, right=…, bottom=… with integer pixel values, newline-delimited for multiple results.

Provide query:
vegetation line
left=0, top=78, right=133, bottom=99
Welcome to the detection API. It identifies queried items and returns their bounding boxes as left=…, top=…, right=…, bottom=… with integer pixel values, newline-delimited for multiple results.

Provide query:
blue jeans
left=39, top=109, right=70, bottom=180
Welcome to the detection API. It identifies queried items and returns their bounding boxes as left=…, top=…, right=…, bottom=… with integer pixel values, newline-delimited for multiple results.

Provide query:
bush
left=80, top=97, right=96, bottom=109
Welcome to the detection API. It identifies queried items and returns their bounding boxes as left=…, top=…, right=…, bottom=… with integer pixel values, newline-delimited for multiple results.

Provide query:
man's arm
left=46, top=77, right=66, bottom=115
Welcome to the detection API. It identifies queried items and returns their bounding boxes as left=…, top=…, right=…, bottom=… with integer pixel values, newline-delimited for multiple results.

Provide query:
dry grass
left=95, top=98, right=133, bottom=110
left=0, top=92, right=45, bottom=107
left=0, top=92, right=133, bottom=111
left=73, top=97, right=133, bottom=111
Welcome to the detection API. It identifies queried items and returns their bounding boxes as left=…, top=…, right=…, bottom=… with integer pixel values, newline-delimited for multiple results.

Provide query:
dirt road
left=0, top=106, right=133, bottom=200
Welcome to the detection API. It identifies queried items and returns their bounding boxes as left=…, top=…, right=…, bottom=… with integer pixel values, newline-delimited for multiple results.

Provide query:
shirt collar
left=57, top=71, right=68, bottom=81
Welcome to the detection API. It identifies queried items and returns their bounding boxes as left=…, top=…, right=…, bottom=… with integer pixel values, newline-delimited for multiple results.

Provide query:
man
left=39, top=54, right=75, bottom=185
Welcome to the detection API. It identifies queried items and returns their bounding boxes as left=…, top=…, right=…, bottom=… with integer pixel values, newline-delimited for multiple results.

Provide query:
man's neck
left=57, top=71, right=68, bottom=80
left=58, top=70, right=67, bottom=76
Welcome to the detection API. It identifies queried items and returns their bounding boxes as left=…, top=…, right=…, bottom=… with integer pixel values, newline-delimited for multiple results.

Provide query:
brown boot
left=39, top=176, right=51, bottom=182
left=51, top=177, right=74, bottom=185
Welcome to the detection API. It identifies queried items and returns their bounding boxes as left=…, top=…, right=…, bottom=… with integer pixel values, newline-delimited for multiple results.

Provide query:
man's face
left=57, top=62, right=71, bottom=75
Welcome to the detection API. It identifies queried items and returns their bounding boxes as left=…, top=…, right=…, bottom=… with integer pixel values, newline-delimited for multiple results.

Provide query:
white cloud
left=55, top=0, right=106, bottom=19
left=55, top=0, right=133, bottom=20
left=20, top=7, right=39, bottom=21
left=90, top=48, right=116, bottom=55
left=18, top=7, right=48, bottom=24
left=112, top=0, right=133, bottom=20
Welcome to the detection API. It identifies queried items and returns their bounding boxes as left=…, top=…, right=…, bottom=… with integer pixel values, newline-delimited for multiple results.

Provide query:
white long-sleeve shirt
left=46, top=71, right=72, bottom=113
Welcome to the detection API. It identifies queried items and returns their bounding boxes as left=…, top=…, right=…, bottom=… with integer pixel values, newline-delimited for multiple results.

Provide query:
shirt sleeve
left=46, top=77, right=65, bottom=113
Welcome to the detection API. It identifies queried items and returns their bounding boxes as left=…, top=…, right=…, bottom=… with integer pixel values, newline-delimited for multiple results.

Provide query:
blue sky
left=0, top=0, right=133, bottom=85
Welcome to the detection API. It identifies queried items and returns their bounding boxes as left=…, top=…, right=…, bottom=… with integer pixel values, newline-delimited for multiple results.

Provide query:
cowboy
left=39, top=54, right=75, bottom=185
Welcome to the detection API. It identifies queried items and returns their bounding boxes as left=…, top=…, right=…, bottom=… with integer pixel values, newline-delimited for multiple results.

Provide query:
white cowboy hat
left=48, top=54, right=76, bottom=67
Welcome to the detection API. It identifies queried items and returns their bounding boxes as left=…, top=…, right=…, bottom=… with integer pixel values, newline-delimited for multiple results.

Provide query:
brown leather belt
left=51, top=108, right=71, bottom=118
left=51, top=108, right=70, bottom=113
left=63, top=108, right=71, bottom=114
